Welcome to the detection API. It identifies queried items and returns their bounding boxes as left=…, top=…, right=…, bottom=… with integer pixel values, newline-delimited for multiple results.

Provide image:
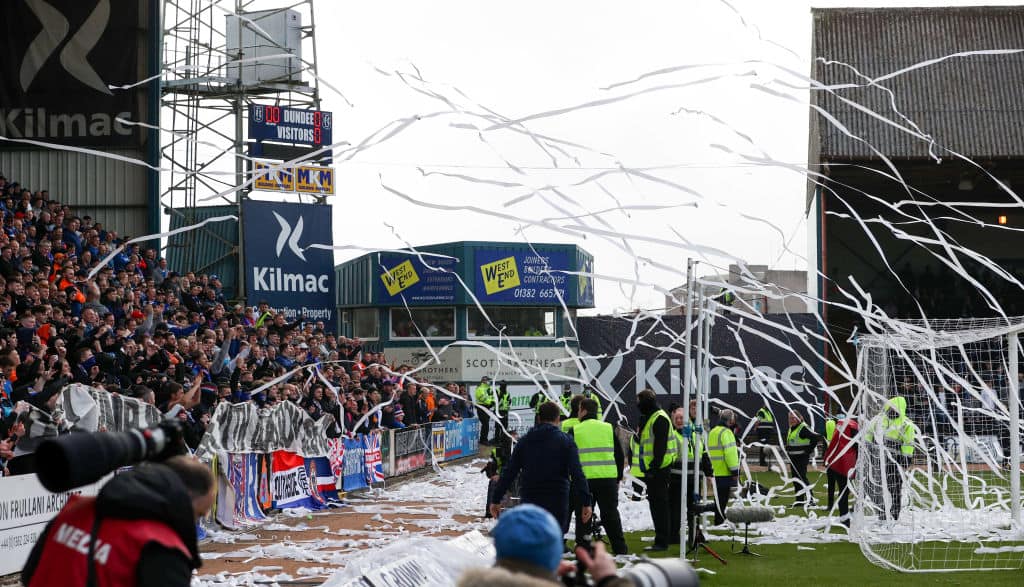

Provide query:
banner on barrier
left=463, top=419, right=481, bottom=455
left=364, top=431, right=384, bottom=484
left=393, top=427, right=425, bottom=457
left=305, top=456, right=340, bottom=504
left=218, top=453, right=267, bottom=529
left=431, top=424, right=446, bottom=463
left=394, top=452, right=426, bottom=476
left=271, top=450, right=324, bottom=510
left=197, top=400, right=335, bottom=459
left=0, top=474, right=105, bottom=576
left=443, top=421, right=464, bottom=460
left=342, top=437, right=367, bottom=491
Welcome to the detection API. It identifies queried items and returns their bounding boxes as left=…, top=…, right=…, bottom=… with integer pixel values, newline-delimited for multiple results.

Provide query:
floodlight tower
left=160, top=0, right=325, bottom=298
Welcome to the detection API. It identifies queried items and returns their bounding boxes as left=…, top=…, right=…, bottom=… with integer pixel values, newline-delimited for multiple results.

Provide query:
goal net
left=853, top=317, right=1024, bottom=572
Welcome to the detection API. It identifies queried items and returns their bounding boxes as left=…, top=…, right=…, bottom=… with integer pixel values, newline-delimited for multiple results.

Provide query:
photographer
left=22, top=455, right=214, bottom=587
left=459, top=504, right=632, bottom=586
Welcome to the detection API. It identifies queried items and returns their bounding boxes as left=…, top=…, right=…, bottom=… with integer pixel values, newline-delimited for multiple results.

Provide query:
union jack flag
left=364, top=432, right=385, bottom=483
left=328, top=438, right=345, bottom=480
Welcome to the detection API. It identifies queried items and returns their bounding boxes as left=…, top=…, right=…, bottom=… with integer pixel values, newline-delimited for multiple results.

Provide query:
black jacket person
left=631, top=389, right=678, bottom=551
left=23, top=456, right=215, bottom=587
left=490, top=401, right=592, bottom=534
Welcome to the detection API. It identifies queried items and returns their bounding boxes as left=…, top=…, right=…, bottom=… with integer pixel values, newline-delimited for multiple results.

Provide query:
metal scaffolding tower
left=160, top=0, right=323, bottom=298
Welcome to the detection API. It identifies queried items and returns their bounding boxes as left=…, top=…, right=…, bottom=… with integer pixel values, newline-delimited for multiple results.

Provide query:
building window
left=468, top=307, right=555, bottom=338
left=390, top=307, right=455, bottom=338
left=353, top=308, right=379, bottom=339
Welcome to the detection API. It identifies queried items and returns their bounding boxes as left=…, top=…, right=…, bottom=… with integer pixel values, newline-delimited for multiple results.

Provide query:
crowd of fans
left=0, top=173, right=476, bottom=477
left=871, top=262, right=1024, bottom=318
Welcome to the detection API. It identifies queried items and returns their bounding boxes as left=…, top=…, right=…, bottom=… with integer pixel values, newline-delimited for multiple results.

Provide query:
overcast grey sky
left=306, top=0, right=1021, bottom=314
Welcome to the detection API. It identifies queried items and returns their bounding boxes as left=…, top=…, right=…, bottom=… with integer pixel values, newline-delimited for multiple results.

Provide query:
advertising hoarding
left=473, top=249, right=570, bottom=304
left=242, top=200, right=334, bottom=322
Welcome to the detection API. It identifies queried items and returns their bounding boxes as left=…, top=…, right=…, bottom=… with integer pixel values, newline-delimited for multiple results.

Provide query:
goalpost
left=853, top=318, right=1024, bottom=572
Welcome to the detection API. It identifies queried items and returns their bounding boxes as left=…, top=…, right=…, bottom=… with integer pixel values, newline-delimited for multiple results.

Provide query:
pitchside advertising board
left=0, top=0, right=154, bottom=147
left=0, top=474, right=106, bottom=575
left=243, top=200, right=334, bottom=322
left=576, top=314, right=824, bottom=428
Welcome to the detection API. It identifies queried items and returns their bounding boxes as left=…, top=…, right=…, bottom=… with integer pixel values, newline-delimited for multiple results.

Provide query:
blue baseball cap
left=492, top=504, right=563, bottom=572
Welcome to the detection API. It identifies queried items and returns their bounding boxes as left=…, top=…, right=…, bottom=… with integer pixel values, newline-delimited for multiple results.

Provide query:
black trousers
left=829, top=469, right=850, bottom=524
left=644, top=468, right=671, bottom=547
left=789, top=453, right=812, bottom=505
left=476, top=406, right=491, bottom=443
left=669, top=472, right=698, bottom=546
left=524, top=491, right=570, bottom=535
left=756, top=426, right=775, bottom=466
left=575, top=478, right=628, bottom=555
left=885, top=454, right=904, bottom=520
left=713, top=476, right=736, bottom=526
left=826, top=467, right=838, bottom=510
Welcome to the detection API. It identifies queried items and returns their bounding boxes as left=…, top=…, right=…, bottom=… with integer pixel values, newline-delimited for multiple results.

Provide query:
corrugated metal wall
left=167, top=205, right=239, bottom=299
left=0, top=148, right=149, bottom=237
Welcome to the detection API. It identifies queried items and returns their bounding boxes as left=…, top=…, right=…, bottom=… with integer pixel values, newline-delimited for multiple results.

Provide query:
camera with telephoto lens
left=568, top=515, right=605, bottom=586
left=34, top=420, right=187, bottom=493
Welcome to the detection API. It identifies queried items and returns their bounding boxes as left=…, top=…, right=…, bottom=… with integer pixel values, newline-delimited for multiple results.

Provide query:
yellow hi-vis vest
left=707, top=424, right=740, bottom=477
left=787, top=421, right=811, bottom=452
left=756, top=407, right=774, bottom=423
left=474, top=383, right=494, bottom=407
left=631, top=410, right=678, bottom=474
left=883, top=416, right=915, bottom=457
left=825, top=419, right=836, bottom=444
left=561, top=417, right=580, bottom=433
left=573, top=419, right=617, bottom=479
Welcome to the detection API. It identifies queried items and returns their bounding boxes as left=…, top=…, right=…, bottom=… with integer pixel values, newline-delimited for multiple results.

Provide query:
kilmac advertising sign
left=0, top=0, right=153, bottom=147
left=243, top=201, right=334, bottom=322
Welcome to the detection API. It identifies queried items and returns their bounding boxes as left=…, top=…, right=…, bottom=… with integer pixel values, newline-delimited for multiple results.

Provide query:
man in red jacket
left=824, top=416, right=858, bottom=527
left=23, top=456, right=214, bottom=587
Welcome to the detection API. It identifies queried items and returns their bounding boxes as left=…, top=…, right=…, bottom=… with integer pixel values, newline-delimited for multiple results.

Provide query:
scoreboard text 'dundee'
left=249, top=105, right=333, bottom=146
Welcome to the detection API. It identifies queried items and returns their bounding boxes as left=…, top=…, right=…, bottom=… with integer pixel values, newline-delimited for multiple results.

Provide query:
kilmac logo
left=272, top=211, right=307, bottom=261
left=21, top=0, right=112, bottom=95
left=251, top=210, right=329, bottom=294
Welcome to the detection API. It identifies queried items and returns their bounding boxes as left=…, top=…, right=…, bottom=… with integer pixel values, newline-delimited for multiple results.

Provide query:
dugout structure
left=853, top=318, right=1024, bottom=572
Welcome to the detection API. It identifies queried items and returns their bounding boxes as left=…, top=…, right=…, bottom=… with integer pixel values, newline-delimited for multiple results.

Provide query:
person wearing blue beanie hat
left=493, top=504, right=564, bottom=572
left=457, top=504, right=631, bottom=586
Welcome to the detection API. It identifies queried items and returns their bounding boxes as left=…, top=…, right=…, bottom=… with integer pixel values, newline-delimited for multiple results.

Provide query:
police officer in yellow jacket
left=474, top=376, right=495, bottom=445
left=707, top=409, right=740, bottom=526
left=633, top=389, right=679, bottom=551
left=569, top=398, right=628, bottom=555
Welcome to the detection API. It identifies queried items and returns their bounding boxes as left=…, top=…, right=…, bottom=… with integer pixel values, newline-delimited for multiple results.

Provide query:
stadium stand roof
left=809, top=6, right=1024, bottom=162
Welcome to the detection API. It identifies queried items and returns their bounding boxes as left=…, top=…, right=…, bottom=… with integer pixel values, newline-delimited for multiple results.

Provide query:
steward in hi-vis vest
left=568, top=398, right=628, bottom=554
left=867, top=396, right=916, bottom=520
left=707, top=409, right=740, bottom=526
left=786, top=410, right=822, bottom=507
left=561, top=394, right=585, bottom=433
left=633, top=389, right=678, bottom=551
left=755, top=405, right=776, bottom=467
left=474, top=376, right=495, bottom=445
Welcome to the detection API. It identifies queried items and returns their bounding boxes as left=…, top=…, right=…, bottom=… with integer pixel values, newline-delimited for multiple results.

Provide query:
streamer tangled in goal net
left=853, top=317, right=1024, bottom=572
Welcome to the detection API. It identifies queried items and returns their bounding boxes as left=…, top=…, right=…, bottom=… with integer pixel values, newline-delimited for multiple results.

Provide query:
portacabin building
left=334, top=241, right=595, bottom=397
